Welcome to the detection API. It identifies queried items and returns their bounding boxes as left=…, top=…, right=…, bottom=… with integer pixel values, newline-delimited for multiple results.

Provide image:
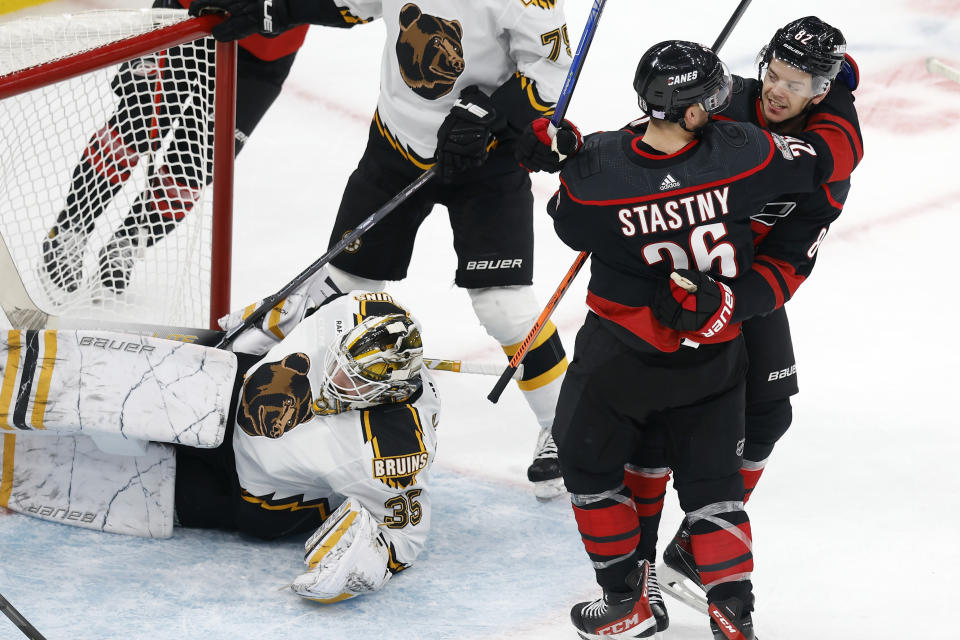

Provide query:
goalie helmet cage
left=0, top=9, right=236, bottom=330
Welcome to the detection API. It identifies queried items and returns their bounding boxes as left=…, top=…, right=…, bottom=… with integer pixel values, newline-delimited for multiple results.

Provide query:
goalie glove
left=188, top=0, right=293, bottom=41
left=291, top=499, right=392, bottom=603
left=652, top=269, right=736, bottom=339
left=515, top=117, right=582, bottom=173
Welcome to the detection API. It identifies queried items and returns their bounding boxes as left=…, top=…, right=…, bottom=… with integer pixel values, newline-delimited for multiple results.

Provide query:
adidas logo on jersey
left=659, top=174, right=681, bottom=191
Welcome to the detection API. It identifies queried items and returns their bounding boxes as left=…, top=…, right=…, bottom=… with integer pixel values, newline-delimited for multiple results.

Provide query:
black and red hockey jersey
left=714, top=72, right=863, bottom=319
left=550, top=106, right=858, bottom=352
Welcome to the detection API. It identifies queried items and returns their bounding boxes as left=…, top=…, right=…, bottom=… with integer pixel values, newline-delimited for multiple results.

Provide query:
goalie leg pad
left=0, top=330, right=237, bottom=448
left=0, top=433, right=175, bottom=538
left=291, top=498, right=391, bottom=603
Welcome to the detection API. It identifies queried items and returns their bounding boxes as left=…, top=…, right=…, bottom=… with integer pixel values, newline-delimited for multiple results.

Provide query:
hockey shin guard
left=624, top=465, right=670, bottom=562
left=687, top=502, right=753, bottom=595
left=571, top=485, right=641, bottom=591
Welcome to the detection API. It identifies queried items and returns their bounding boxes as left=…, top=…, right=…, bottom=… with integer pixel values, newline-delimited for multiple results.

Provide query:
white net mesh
left=0, top=9, right=222, bottom=328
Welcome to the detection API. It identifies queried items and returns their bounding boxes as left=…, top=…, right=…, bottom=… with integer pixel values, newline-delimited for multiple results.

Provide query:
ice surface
left=2, top=0, right=958, bottom=638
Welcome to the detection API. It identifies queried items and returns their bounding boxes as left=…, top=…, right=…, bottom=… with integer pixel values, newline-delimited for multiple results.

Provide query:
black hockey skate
left=98, top=225, right=144, bottom=293
left=659, top=520, right=708, bottom=613
left=645, top=561, right=669, bottom=633
left=570, top=561, right=657, bottom=640
left=527, top=427, right=564, bottom=500
left=41, top=224, right=87, bottom=293
left=708, top=597, right=755, bottom=640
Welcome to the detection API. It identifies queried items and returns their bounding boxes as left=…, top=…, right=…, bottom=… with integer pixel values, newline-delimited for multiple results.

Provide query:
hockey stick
left=927, top=57, right=960, bottom=84
left=487, top=0, right=753, bottom=403
left=0, top=593, right=47, bottom=640
left=214, top=167, right=436, bottom=348
left=486, top=0, right=608, bottom=403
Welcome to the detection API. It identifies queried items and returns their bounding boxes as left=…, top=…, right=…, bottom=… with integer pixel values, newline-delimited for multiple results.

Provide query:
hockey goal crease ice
left=0, top=8, right=237, bottom=331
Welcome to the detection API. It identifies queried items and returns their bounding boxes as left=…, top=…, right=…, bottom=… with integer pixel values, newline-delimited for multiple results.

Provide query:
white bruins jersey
left=336, top=0, right=571, bottom=160
left=232, top=292, right=440, bottom=567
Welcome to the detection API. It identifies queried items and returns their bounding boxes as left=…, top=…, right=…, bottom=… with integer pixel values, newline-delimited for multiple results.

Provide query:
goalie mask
left=317, top=314, right=424, bottom=412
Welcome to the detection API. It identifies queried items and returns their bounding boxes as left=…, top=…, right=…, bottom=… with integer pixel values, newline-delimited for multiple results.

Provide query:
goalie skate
left=659, top=524, right=708, bottom=614
left=39, top=224, right=88, bottom=297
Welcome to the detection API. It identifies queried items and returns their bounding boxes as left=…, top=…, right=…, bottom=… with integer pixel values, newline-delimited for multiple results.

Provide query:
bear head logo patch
left=395, top=3, right=464, bottom=100
left=237, top=352, right=315, bottom=438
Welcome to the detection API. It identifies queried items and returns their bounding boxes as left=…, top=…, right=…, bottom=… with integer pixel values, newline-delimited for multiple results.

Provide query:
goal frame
left=0, top=14, right=236, bottom=330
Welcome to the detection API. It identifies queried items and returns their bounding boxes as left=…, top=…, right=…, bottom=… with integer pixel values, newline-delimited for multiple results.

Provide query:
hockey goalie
left=0, top=288, right=439, bottom=603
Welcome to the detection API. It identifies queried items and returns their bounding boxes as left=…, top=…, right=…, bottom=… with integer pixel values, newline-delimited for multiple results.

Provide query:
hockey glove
left=652, top=269, right=736, bottom=339
left=188, top=0, right=292, bottom=41
left=291, top=499, right=392, bottom=603
left=435, top=86, right=505, bottom=182
left=515, top=117, right=582, bottom=173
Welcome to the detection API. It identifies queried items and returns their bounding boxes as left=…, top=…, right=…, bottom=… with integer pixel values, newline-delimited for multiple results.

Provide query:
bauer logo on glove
left=652, top=269, right=735, bottom=338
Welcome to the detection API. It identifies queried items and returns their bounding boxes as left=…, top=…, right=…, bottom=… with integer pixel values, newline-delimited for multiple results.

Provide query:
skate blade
left=658, top=562, right=709, bottom=614
left=532, top=477, right=566, bottom=501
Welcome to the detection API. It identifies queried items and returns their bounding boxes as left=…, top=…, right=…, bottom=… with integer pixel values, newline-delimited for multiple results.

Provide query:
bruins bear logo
left=237, top=353, right=315, bottom=438
left=395, top=3, right=464, bottom=100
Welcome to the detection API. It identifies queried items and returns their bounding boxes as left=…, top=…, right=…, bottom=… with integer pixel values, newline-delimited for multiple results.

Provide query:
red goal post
left=0, top=9, right=236, bottom=330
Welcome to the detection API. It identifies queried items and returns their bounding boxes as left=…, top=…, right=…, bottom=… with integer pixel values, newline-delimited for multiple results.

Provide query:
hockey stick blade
left=0, top=593, right=48, bottom=640
left=927, top=57, right=960, bottom=84
left=0, top=233, right=55, bottom=330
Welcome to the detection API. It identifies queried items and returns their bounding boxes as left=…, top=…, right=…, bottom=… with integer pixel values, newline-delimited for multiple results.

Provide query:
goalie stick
left=488, top=0, right=754, bottom=403
left=927, top=57, right=960, bottom=84
left=0, top=592, right=47, bottom=640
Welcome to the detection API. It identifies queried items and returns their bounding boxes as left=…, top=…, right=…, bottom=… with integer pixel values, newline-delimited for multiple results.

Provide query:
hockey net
left=0, top=9, right=235, bottom=330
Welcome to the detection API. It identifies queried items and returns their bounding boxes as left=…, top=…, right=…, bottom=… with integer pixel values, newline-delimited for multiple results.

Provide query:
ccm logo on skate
left=79, top=336, right=155, bottom=354
left=465, top=258, right=523, bottom=270
left=767, top=364, right=796, bottom=381
left=597, top=612, right=643, bottom=635
left=709, top=607, right=738, bottom=635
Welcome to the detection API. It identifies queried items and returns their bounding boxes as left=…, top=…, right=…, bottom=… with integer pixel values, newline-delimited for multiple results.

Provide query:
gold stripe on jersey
left=338, top=7, right=374, bottom=25
left=363, top=405, right=427, bottom=489
left=0, top=434, right=14, bottom=507
left=515, top=72, right=555, bottom=116
left=385, top=540, right=410, bottom=575
left=521, top=0, right=557, bottom=9
left=240, top=489, right=331, bottom=518
left=374, top=110, right=435, bottom=171
left=29, top=331, right=57, bottom=430
left=0, top=331, right=22, bottom=431
left=240, top=302, right=258, bottom=320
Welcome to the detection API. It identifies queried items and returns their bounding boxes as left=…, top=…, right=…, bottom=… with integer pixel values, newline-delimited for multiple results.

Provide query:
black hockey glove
left=652, top=269, right=736, bottom=339
left=515, top=117, right=582, bottom=173
left=435, top=86, right=505, bottom=182
left=189, top=0, right=292, bottom=41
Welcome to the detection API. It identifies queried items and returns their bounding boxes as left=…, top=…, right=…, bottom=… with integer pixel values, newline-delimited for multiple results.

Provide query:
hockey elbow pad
left=291, top=499, right=392, bottom=603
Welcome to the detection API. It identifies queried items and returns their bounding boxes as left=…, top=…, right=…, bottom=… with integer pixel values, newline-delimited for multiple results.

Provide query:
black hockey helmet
left=759, top=16, right=846, bottom=86
left=633, top=40, right=732, bottom=122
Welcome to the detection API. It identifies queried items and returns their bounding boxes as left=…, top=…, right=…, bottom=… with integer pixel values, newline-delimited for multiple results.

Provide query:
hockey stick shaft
left=550, top=0, right=607, bottom=128
left=0, top=593, right=47, bottom=640
left=927, top=57, right=960, bottom=84
left=215, top=167, right=436, bottom=348
left=487, top=0, right=753, bottom=404
left=710, top=0, right=752, bottom=52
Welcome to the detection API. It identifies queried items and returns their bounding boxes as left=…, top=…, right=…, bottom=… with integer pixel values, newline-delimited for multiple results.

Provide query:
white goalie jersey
left=231, top=291, right=440, bottom=574
left=331, top=0, right=571, bottom=161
